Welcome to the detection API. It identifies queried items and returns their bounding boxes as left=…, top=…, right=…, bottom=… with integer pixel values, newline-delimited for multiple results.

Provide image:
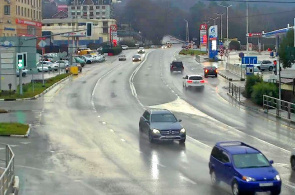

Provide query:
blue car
left=209, top=141, right=281, bottom=195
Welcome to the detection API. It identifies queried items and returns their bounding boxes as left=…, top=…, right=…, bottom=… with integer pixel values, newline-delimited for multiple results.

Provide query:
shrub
left=244, top=75, right=263, bottom=98
left=229, top=40, right=241, bottom=50
left=251, top=82, right=278, bottom=106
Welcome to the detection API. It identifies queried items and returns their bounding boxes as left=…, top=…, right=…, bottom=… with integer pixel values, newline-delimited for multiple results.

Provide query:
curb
left=0, top=75, right=72, bottom=101
left=10, top=124, right=31, bottom=138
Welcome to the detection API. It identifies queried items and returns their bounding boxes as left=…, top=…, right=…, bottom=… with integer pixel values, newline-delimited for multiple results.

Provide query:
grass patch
left=179, top=49, right=207, bottom=56
left=0, top=123, right=29, bottom=135
left=0, top=73, right=70, bottom=99
left=0, top=109, right=8, bottom=113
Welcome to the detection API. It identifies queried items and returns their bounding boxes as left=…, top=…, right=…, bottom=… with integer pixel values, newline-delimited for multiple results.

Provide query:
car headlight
left=242, top=176, right=256, bottom=182
left=274, top=175, right=281, bottom=181
left=180, top=128, right=186, bottom=133
left=152, top=129, right=160, bottom=134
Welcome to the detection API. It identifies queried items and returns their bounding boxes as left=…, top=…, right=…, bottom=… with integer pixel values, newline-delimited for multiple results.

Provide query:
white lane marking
left=129, top=51, right=153, bottom=108
left=121, top=139, right=126, bottom=142
left=157, top=163, right=166, bottom=168
left=110, top=129, right=114, bottom=132
left=180, top=175, right=197, bottom=185
left=20, top=142, right=31, bottom=145
left=171, top=90, right=175, bottom=93
left=97, top=116, right=100, bottom=118
left=102, top=122, right=106, bottom=125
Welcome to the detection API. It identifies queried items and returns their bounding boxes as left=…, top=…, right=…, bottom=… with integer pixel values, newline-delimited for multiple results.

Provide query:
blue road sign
left=246, top=65, right=254, bottom=75
left=242, top=56, right=257, bottom=64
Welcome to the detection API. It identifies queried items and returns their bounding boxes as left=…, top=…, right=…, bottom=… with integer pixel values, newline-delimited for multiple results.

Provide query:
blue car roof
left=216, top=141, right=260, bottom=155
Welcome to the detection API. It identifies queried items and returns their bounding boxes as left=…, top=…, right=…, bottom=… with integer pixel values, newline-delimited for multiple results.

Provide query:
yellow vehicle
left=77, top=48, right=96, bottom=56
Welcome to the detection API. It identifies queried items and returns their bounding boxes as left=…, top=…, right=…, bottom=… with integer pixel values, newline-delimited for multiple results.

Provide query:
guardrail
left=0, top=145, right=15, bottom=195
left=263, top=95, right=295, bottom=122
left=228, top=82, right=242, bottom=102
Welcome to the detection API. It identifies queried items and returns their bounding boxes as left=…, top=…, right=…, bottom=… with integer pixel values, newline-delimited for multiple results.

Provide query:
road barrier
left=228, top=82, right=242, bottom=102
left=263, top=95, right=295, bottom=122
left=226, top=63, right=246, bottom=79
left=0, top=144, right=15, bottom=195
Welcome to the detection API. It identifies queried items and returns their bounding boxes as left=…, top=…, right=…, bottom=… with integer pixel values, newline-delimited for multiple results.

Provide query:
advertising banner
left=199, top=24, right=207, bottom=52
left=209, top=25, right=218, bottom=59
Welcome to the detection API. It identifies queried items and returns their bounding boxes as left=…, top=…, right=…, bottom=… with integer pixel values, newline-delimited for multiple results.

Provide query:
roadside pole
left=19, top=69, right=23, bottom=95
left=42, top=48, right=45, bottom=87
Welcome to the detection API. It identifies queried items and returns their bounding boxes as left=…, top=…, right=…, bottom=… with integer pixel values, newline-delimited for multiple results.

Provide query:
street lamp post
left=209, top=17, right=219, bottom=26
left=184, top=19, right=189, bottom=43
left=216, top=13, right=224, bottom=41
left=219, top=4, right=232, bottom=46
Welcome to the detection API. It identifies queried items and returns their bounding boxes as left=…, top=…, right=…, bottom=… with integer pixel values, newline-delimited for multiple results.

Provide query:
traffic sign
left=110, top=25, right=117, bottom=31
left=38, top=40, right=46, bottom=48
left=242, top=56, right=257, bottom=65
left=246, top=65, right=254, bottom=75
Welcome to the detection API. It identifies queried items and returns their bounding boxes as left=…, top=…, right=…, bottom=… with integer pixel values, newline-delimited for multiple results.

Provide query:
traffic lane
left=133, top=49, right=177, bottom=106
left=163, top=53, right=295, bottom=151
left=89, top=52, right=229, bottom=195
left=13, top=57, right=134, bottom=194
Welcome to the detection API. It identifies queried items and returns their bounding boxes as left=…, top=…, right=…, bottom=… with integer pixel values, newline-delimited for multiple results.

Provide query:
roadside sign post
left=16, top=53, right=24, bottom=95
left=38, top=40, right=47, bottom=87
left=242, top=56, right=257, bottom=78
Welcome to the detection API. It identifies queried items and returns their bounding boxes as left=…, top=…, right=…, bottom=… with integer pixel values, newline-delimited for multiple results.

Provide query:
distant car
left=170, top=61, right=184, bottom=74
left=74, top=57, right=86, bottom=67
left=121, top=45, right=129, bottom=50
left=37, top=61, right=53, bottom=71
left=81, top=55, right=94, bottom=64
left=138, top=47, right=145, bottom=53
left=132, top=54, right=141, bottom=62
left=54, top=60, right=69, bottom=69
left=118, top=55, right=126, bottom=61
left=209, top=141, right=281, bottom=195
left=37, top=64, right=49, bottom=72
left=291, top=148, right=295, bottom=171
left=139, top=109, right=186, bottom=144
left=16, top=68, right=28, bottom=77
left=259, top=60, right=274, bottom=71
left=183, top=75, right=204, bottom=89
left=204, top=66, right=218, bottom=78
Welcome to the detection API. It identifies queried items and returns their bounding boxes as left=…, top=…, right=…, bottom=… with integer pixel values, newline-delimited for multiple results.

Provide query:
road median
left=0, top=123, right=30, bottom=137
left=0, top=73, right=71, bottom=101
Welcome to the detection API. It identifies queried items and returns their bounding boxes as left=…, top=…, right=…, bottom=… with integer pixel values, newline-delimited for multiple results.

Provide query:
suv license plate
left=259, top=183, right=273, bottom=187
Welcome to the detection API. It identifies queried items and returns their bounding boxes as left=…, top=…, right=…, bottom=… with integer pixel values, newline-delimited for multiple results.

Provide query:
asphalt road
left=0, top=47, right=294, bottom=194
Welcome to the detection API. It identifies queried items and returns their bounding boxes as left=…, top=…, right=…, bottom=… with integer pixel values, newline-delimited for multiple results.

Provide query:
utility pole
left=246, top=1, right=249, bottom=55
left=216, top=13, right=224, bottom=41
left=184, top=19, right=189, bottom=43
left=210, top=17, right=219, bottom=26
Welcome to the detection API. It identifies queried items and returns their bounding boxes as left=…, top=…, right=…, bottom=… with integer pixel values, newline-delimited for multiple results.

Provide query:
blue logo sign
left=0, top=41, right=13, bottom=47
left=242, top=56, right=258, bottom=64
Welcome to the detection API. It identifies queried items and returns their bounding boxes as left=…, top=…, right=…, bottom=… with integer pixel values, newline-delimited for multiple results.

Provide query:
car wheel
left=269, top=66, right=273, bottom=71
left=210, top=170, right=219, bottom=186
left=87, top=60, right=91, bottom=64
left=232, top=180, right=240, bottom=195
left=291, top=156, right=295, bottom=171
left=215, top=74, right=218, bottom=77
left=149, top=132, right=154, bottom=143
left=38, top=69, right=41, bottom=72
left=179, top=139, right=185, bottom=144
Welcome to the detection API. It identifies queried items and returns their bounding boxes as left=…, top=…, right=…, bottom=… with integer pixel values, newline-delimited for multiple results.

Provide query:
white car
left=118, top=55, right=126, bottom=61
left=183, top=75, right=205, bottom=89
left=37, top=61, right=54, bottom=71
left=82, top=55, right=95, bottom=64
left=291, top=148, right=295, bottom=171
left=16, top=68, right=28, bottom=77
left=138, top=47, right=145, bottom=53
left=37, top=64, right=49, bottom=72
left=121, top=45, right=129, bottom=50
left=54, top=60, right=69, bottom=69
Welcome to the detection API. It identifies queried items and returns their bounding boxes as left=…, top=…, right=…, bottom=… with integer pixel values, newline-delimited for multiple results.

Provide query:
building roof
left=52, top=10, right=68, bottom=19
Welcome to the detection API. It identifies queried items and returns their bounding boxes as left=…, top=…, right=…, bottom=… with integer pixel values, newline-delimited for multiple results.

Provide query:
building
left=0, top=0, right=42, bottom=37
left=67, top=0, right=113, bottom=20
left=42, top=18, right=116, bottom=46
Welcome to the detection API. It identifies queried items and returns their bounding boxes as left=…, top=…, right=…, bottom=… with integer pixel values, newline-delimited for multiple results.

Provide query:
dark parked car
left=204, top=66, right=218, bottom=78
left=170, top=61, right=184, bottom=74
left=139, top=109, right=186, bottom=144
left=209, top=141, right=281, bottom=195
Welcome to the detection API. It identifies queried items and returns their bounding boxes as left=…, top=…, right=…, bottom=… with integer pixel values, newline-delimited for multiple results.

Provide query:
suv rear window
left=172, top=62, right=183, bottom=67
left=189, top=76, right=202, bottom=80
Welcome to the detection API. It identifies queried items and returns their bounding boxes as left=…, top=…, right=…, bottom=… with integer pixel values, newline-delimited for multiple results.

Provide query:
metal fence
left=226, top=63, right=246, bottom=79
left=263, top=95, right=295, bottom=122
left=228, top=82, right=242, bottom=102
left=0, top=145, right=15, bottom=195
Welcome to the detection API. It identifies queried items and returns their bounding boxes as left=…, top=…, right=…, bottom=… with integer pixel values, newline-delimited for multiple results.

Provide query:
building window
left=71, top=6, right=75, bottom=9
left=58, top=23, right=62, bottom=26
left=21, top=7, right=23, bottom=16
left=96, top=12, right=100, bottom=15
left=90, top=12, right=93, bottom=16
left=103, top=21, right=108, bottom=26
left=96, top=16, right=100, bottom=19
left=71, top=12, right=75, bottom=15
left=4, top=5, right=10, bottom=15
left=102, top=6, right=105, bottom=9
left=96, top=6, right=100, bottom=9
left=90, top=6, right=93, bottom=10
left=77, top=12, right=80, bottom=15
left=83, top=6, right=87, bottom=11
left=103, top=28, right=108, bottom=34
left=102, top=12, right=105, bottom=15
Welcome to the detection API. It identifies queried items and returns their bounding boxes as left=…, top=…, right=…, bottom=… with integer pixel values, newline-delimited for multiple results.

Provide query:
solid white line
left=180, top=175, right=197, bottom=185
left=121, top=139, right=126, bottom=142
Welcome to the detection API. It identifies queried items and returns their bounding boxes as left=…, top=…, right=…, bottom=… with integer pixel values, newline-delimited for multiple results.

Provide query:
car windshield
left=151, top=114, right=177, bottom=122
left=134, top=55, right=140, bottom=58
left=172, top=62, right=183, bottom=67
left=233, top=153, right=270, bottom=168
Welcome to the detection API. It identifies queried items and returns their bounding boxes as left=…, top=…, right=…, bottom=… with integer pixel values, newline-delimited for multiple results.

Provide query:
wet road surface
left=0, top=48, right=294, bottom=194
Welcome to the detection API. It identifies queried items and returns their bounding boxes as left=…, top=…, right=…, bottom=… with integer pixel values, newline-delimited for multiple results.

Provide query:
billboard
left=209, top=25, right=218, bottom=59
left=199, top=24, right=207, bottom=52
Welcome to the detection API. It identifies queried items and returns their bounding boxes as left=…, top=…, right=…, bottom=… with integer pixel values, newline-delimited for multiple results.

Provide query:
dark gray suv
left=139, top=109, right=186, bottom=144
